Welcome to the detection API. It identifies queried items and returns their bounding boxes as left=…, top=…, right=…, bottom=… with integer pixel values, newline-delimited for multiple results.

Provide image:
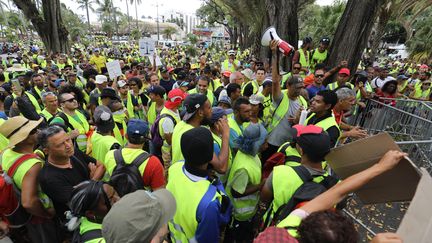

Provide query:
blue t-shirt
left=306, top=84, right=326, bottom=99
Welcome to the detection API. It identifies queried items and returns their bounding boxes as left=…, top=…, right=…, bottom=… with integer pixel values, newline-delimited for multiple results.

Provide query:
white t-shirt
left=161, top=110, right=180, bottom=134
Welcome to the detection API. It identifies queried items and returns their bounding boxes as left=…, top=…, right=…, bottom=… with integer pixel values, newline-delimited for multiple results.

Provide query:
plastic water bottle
left=299, top=109, right=309, bottom=126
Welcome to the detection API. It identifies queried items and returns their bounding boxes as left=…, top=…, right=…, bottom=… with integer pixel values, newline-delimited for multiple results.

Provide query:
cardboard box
left=325, top=133, right=420, bottom=204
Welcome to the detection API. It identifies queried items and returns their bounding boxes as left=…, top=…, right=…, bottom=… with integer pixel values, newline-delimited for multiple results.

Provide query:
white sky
left=62, top=0, right=335, bottom=23
left=61, top=0, right=204, bottom=23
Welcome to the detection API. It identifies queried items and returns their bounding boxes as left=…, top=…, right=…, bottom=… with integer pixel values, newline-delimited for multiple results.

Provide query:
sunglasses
left=129, top=83, right=137, bottom=86
left=315, top=74, right=324, bottom=78
left=63, top=97, right=76, bottom=103
left=293, top=67, right=301, bottom=70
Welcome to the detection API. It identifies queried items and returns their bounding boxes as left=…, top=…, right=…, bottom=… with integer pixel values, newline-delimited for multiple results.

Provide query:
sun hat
left=0, top=116, right=43, bottom=148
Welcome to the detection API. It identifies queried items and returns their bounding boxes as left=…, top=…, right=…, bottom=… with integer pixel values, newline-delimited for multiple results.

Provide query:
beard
left=201, top=116, right=212, bottom=126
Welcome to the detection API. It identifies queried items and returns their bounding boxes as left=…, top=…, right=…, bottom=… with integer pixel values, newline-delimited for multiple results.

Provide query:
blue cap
left=397, top=74, right=408, bottom=80
left=54, top=78, right=65, bottom=87
left=127, top=119, right=149, bottom=138
left=211, top=107, right=228, bottom=124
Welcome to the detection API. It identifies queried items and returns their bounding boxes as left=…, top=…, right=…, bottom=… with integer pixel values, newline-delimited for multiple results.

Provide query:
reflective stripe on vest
left=328, top=82, right=354, bottom=91
left=305, top=113, right=340, bottom=142
left=65, top=111, right=90, bottom=152
left=299, top=49, right=310, bottom=69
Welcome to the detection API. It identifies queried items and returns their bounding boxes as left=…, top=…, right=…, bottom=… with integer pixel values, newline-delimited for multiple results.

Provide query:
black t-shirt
left=39, top=154, right=91, bottom=221
left=159, top=79, right=175, bottom=93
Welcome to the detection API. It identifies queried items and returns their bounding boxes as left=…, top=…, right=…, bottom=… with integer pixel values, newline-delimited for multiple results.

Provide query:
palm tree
left=119, top=0, right=131, bottom=34
left=96, top=0, right=113, bottom=30
left=76, top=0, right=95, bottom=32
left=162, top=26, right=176, bottom=40
left=130, top=0, right=142, bottom=29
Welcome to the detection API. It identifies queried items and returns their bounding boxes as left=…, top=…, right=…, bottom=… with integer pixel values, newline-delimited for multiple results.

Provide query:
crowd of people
left=0, top=36, right=429, bottom=243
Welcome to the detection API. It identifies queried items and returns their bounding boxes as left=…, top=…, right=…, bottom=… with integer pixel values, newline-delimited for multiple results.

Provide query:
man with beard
left=228, top=97, right=251, bottom=154
left=306, top=69, right=326, bottom=99
left=171, top=93, right=213, bottom=163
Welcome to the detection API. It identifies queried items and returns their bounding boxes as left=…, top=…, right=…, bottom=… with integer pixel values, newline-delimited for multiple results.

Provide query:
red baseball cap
left=165, top=88, right=186, bottom=109
left=338, top=68, right=350, bottom=76
left=222, top=70, right=232, bottom=78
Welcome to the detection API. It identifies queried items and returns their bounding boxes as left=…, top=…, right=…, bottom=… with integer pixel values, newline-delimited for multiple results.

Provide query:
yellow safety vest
left=212, top=132, right=232, bottom=185
left=268, top=93, right=308, bottom=133
left=241, top=80, right=259, bottom=96
left=226, top=150, right=261, bottom=221
left=167, top=162, right=222, bottom=243
left=78, top=217, right=105, bottom=243
left=63, top=111, right=90, bottom=152
left=299, top=49, right=310, bottom=70
left=327, top=82, right=354, bottom=91
left=12, top=92, right=42, bottom=114
left=171, top=121, right=194, bottom=164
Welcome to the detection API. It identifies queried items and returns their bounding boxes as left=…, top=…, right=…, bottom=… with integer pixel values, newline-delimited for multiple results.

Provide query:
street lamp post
left=156, top=2, right=160, bottom=41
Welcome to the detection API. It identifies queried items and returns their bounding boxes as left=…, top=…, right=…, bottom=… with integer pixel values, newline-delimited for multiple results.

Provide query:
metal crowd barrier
left=343, top=98, right=432, bottom=242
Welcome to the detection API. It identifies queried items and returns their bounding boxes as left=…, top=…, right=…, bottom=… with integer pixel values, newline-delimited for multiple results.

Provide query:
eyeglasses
left=63, top=97, right=76, bottom=103
left=315, top=74, right=324, bottom=78
left=129, top=83, right=137, bottom=87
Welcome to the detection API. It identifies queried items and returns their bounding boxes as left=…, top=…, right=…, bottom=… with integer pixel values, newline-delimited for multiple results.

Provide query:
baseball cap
left=320, top=37, right=330, bottom=45
left=182, top=93, right=208, bottom=121
left=117, top=80, right=128, bottom=88
left=180, top=81, right=190, bottom=87
left=262, top=78, right=272, bottom=87
left=100, top=88, right=120, bottom=101
left=165, top=88, right=186, bottom=109
left=222, top=70, right=232, bottom=78
left=338, top=68, right=350, bottom=76
left=93, top=105, right=115, bottom=132
left=177, top=70, right=187, bottom=80
left=227, top=50, right=236, bottom=55
left=54, top=78, right=65, bottom=87
left=127, top=119, right=149, bottom=138
left=397, top=74, right=408, bottom=80
left=147, top=85, right=166, bottom=97
left=160, top=67, right=168, bottom=73
left=217, top=96, right=232, bottom=108
left=95, top=75, right=107, bottom=84
left=249, top=94, right=264, bottom=105
left=211, top=107, right=228, bottom=124
left=102, top=189, right=176, bottom=243
left=181, top=127, right=214, bottom=166
left=291, top=125, right=330, bottom=162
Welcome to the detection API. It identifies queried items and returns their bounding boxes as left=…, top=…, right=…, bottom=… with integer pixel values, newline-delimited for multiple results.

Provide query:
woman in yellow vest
left=66, top=180, right=119, bottom=243
left=225, top=123, right=267, bottom=242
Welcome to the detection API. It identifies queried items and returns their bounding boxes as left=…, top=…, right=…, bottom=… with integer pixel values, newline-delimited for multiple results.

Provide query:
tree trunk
left=13, top=0, right=69, bottom=53
left=86, top=3, right=91, bottom=33
left=232, top=25, right=238, bottom=49
left=326, top=0, right=384, bottom=75
left=264, top=0, right=299, bottom=71
left=125, top=0, right=130, bottom=34
left=369, top=8, right=390, bottom=62
left=134, top=0, right=138, bottom=29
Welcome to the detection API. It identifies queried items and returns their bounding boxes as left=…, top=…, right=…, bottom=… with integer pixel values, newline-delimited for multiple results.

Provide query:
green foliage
left=61, top=3, right=87, bottom=41
left=162, top=26, right=177, bottom=40
left=187, top=33, right=198, bottom=45
left=130, top=28, right=141, bottom=40
left=298, top=0, right=346, bottom=45
left=185, top=45, right=198, bottom=57
left=406, top=7, right=432, bottom=61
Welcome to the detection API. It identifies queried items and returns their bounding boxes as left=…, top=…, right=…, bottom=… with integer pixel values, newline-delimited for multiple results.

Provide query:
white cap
left=241, top=68, right=254, bottom=80
left=95, top=75, right=108, bottom=84
left=228, top=50, right=235, bottom=55
left=117, top=80, right=127, bottom=88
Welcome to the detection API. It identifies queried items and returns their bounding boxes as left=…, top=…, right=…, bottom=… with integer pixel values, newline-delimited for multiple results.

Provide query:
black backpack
left=109, top=149, right=151, bottom=197
left=270, top=166, right=339, bottom=226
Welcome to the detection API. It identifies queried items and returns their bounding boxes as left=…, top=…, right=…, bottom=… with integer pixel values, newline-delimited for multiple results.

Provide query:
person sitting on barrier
left=254, top=150, right=406, bottom=243
left=333, top=87, right=367, bottom=141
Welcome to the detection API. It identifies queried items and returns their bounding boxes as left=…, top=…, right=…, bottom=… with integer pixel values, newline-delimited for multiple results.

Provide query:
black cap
left=147, top=85, right=166, bottom=97
left=320, top=37, right=330, bottom=45
left=100, top=88, right=120, bottom=101
left=177, top=71, right=187, bottom=80
left=297, top=133, right=331, bottom=162
left=183, top=93, right=208, bottom=121
left=181, top=127, right=214, bottom=166
left=94, top=105, right=115, bottom=133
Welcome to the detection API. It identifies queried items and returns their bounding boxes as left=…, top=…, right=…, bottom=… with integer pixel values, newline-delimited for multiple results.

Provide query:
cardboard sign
left=397, top=168, right=432, bottom=243
left=325, top=133, right=420, bottom=204
left=139, top=38, right=155, bottom=56
left=106, top=60, right=122, bottom=80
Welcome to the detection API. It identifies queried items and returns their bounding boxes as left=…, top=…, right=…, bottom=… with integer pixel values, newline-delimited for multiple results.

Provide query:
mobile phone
left=11, top=79, right=22, bottom=92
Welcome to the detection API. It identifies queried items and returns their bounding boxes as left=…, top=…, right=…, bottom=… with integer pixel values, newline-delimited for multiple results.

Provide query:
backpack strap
left=80, top=229, right=102, bottom=242
left=292, top=165, right=313, bottom=182
left=285, top=156, right=301, bottom=164
left=113, top=149, right=126, bottom=167
left=130, top=151, right=151, bottom=169
left=7, top=153, right=39, bottom=178
left=279, top=143, right=290, bottom=154
left=57, top=112, right=74, bottom=131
